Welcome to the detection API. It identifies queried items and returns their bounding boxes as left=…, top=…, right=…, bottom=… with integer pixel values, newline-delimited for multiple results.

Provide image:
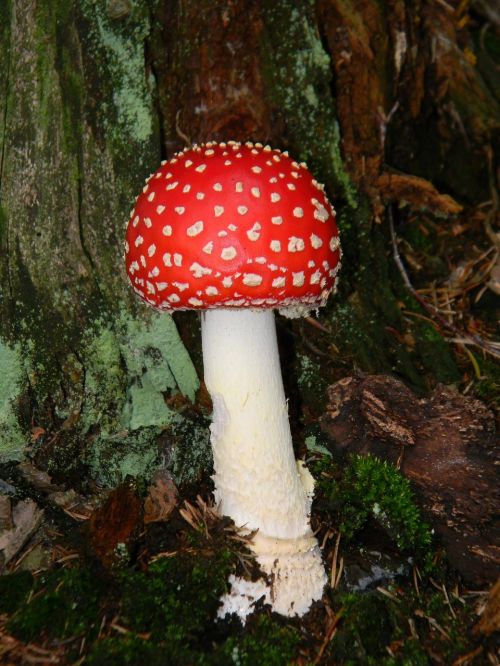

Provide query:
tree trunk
left=0, top=0, right=200, bottom=485
left=1, top=0, right=498, bottom=487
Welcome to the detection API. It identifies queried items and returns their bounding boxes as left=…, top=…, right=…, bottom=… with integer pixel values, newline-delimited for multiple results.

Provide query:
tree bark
left=1, top=0, right=498, bottom=487
left=0, top=0, right=200, bottom=484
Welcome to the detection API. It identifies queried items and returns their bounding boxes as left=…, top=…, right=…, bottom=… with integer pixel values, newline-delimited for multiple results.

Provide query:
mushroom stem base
left=219, top=533, right=326, bottom=619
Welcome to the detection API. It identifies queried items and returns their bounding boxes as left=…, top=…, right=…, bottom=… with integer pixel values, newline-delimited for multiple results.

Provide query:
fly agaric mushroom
left=125, top=141, right=341, bottom=618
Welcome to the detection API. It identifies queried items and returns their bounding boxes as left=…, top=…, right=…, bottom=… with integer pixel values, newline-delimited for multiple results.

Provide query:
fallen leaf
left=144, top=471, right=178, bottom=524
left=0, top=499, right=44, bottom=568
left=376, top=172, right=463, bottom=216
left=17, top=462, right=61, bottom=492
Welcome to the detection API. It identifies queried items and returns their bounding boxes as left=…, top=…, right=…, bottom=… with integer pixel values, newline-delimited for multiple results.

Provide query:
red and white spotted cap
left=124, top=141, right=341, bottom=314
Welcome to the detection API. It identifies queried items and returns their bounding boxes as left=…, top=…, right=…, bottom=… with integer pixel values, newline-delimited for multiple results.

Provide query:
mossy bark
left=1, top=0, right=498, bottom=481
left=0, top=0, right=200, bottom=482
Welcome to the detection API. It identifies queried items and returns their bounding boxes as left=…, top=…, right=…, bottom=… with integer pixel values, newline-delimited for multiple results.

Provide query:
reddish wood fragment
left=87, top=481, right=142, bottom=569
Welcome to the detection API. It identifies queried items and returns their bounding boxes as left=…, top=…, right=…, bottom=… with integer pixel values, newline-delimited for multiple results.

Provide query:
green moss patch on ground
left=311, top=453, right=433, bottom=564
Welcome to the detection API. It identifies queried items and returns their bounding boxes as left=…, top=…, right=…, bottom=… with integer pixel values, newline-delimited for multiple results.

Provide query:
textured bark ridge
left=321, top=375, right=499, bottom=586
left=0, top=1, right=199, bottom=481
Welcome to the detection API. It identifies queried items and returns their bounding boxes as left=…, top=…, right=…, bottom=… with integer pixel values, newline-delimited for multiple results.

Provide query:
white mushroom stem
left=201, top=308, right=326, bottom=617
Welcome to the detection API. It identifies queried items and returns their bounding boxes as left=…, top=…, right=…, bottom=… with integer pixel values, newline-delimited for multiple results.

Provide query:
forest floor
left=0, top=205, right=499, bottom=664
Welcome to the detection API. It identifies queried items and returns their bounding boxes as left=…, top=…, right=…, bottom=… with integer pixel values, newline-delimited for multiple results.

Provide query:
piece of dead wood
left=144, top=471, right=178, bottom=524
left=0, top=496, right=13, bottom=531
left=377, top=172, right=463, bottom=216
left=17, top=462, right=61, bottom=492
left=87, top=481, right=142, bottom=570
left=474, top=577, right=500, bottom=637
left=321, top=374, right=499, bottom=585
left=0, top=499, right=44, bottom=569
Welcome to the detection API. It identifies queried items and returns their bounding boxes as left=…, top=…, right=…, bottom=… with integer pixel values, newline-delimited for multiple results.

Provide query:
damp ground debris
left=0, top=447, right=498, bottom=666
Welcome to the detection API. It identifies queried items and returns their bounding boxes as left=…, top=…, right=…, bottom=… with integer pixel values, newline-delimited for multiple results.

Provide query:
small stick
left=412, top=566, right=420, bottom=598
left=313, top=608, right=344, bottom=665
left=330, top=532, right=341, bottom=588
left=442, top=583, right=457, bottom=620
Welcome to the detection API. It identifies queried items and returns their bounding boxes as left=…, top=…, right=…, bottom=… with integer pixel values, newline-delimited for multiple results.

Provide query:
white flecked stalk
left=201, top=308, right=326, bottom=618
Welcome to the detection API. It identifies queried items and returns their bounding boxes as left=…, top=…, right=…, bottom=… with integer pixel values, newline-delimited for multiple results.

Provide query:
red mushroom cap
left=124, top=141, right=341, bottom=312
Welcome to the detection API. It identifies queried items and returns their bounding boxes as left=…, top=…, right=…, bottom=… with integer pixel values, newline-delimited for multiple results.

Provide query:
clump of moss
left=313, top=454, right=432, bottom=563
left=327, top=583, right=473, bottom=665
left=472, top=354, right=500, bottom=411
left=413, top=320, right=461, bottom=384
left=6, top=566, right=104, bottom=643
left=329, top=593, right=403, bottom=664
left=215, top=615, right=302, bottom=666
left=0, top=570, right=33, bottom=614
left=87, top=636, right=166, bottom=666
left=119, top=549, right=235, bottom=645
left=87, top=615, right=302, bottom=666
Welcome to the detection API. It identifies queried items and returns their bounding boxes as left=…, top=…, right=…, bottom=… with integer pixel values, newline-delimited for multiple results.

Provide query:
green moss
left=0, top=0, right=11, bottom=27
left=215, top=616, right=302, bottom=666
left=329, top=591, right=429, bottom=665
left=313, top=454, right=432, bottom=562
left=7, top=567, right=103, bottom=643
left=0, top=204, right=7, bottom=245
left=473, top=355, right=500, bottom=410
left=0, top=339, right=27, bottom=461
left=87, top=637, right=166, bottom=666
left=329, top=583, right=474, bottom=665
left=0, top=571, right=33, bottom=614
left=121, top=551, right=234, bottom=642
left=413, top=320, right=460, bottom=384
left=88, top=616, right=302, bottom=666
left=331, top=593, right=396, bottom=663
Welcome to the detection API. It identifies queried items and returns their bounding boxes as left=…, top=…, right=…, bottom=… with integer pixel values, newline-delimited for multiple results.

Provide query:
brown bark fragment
left=376, top=172, right=463, bottom=215
left=0, top=496, right=13, bottom=531
left=88, top=481, right=142, bottom=569
left=144, top=470, right=178, bottom=524
left=321, top=375, right=499, bottom=585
